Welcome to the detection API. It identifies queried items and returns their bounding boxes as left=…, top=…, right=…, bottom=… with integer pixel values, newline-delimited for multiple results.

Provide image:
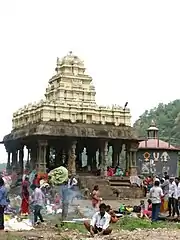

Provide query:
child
left=139, top=200, right=145, bottom=218
left=106, top=205, right=118, bottom=223
left=143, top=199, right=152, bottom=219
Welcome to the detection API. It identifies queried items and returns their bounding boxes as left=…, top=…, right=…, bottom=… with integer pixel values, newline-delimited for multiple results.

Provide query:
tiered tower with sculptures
left=2, top=52, right=141, bottom=180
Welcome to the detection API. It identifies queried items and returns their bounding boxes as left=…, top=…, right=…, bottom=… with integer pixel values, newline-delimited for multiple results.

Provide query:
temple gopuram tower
left=2, top=52, right=142, bottom=177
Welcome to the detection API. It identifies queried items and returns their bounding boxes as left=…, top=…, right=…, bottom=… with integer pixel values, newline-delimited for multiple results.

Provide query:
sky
left=0, top=0, right=180, bottom=162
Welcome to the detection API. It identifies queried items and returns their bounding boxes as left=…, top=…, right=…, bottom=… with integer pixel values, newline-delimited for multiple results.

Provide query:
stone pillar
left=25, top=149, right=30, bottom=171
left=129, top=142, right=139, bottom=176
left=100, top=140, right=108, bottom=176
left=125, top=149, right=130, bottom=172
left=12, top=150, right=18, bottom=171
left=30, top=145, right=38, bottom=170
left=19, top=148, right=24, bottom=175
left=6, top=152, right=11, bottom=174
left=37, top=140, right=48, bottom=173
left=104, top=141, right=108, bottom=176
left=112, top=145, right=118, bottom=167
left=68, top=141, right=77, bottom=175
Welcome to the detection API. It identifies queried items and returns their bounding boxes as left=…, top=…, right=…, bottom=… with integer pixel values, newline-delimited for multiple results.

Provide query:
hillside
left=133, top=99, right=180, bottom=146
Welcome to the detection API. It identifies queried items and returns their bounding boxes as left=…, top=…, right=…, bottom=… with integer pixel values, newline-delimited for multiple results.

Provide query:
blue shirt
left=0, top=186, right=8, bottom=206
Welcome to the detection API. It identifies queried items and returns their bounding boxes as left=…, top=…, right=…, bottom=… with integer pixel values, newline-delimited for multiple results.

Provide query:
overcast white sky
left=0, top=0, right=180, bottom=163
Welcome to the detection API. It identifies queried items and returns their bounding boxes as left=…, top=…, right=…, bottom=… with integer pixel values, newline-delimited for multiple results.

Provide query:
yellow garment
left=4, top=215, right=11, bottom=221
left=164, top=200, right=168, bottom=212
left=126, top=207, right=133, bottom=212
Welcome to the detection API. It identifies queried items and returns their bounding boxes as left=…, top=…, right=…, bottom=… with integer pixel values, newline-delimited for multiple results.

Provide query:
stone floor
left=73, top=198, right=144, bottom=209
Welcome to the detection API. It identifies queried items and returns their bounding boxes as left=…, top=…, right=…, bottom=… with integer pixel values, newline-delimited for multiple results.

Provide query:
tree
left=133, top=99, right=180, bottom=146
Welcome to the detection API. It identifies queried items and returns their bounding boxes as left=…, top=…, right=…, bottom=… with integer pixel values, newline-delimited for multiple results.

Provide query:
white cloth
left=173, top=183, right=180, bottom=199
left=169, top=181, right=176, bottom=197
left=154, top=177, right=160, bottom=182
left=90, top=212, right=111, bottom=230
left=150, top=186, right=163, bottom=204
left=68, top=178, right=78, bottom=189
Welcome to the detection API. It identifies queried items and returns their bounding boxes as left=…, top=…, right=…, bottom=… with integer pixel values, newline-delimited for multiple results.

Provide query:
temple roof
left=139, top=139, right=179, bottom=150
left=57, top=51, right=85, bottom=68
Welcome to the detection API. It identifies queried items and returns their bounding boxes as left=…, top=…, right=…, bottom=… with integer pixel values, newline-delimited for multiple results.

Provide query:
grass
left=56, top=217, right=180, bottom=233
left=115, top=216, right=180, bottom=231
left=57, top=222, right=87, bottom=233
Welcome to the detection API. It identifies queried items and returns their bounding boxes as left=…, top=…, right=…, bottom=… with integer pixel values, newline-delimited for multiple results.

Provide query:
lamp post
left=123, top=102, right=128, bottom=125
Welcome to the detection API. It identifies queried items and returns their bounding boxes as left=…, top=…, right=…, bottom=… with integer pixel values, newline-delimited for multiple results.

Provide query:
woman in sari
left=21, top=176, right=30, bottom=215
left=91, top=185, right=102, bottom=209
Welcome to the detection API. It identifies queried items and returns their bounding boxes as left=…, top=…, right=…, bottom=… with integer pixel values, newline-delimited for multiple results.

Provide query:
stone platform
left=78, top=175, right=144, bottom=200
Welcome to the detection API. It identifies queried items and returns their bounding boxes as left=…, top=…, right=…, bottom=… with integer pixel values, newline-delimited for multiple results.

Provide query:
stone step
left=110, top=182, right=130, bottom=187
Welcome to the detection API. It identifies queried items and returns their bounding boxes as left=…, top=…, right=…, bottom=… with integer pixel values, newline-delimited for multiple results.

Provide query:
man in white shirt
left=68, top=175, right=78, bottom=189
left=150, top=180, right=163, bottom=222
left=172, top=177, right=180, bottom=218
left=67, top=175, right=78, bottom=204
left=84, top=203, right=112, bottom=237
left=168, top=177, right=176, bottom=217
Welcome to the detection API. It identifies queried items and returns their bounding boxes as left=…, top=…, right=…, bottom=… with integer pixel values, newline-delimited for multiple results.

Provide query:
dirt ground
left=1, top=199, right=177, bottom=240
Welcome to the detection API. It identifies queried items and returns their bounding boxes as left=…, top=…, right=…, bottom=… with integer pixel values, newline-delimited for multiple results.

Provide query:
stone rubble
left=60, top=229, right=180, bottom=240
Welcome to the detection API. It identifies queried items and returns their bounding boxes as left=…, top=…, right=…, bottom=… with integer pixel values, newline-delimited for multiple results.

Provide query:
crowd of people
left=0, top=171, right=79, bottom=230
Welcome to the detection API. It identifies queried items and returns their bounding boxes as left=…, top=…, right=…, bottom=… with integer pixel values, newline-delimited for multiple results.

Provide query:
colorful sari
left=21, top=180, right=29, bottom=215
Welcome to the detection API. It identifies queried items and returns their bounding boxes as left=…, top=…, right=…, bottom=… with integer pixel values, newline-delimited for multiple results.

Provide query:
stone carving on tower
left=12, top=52, right=131, bottom=129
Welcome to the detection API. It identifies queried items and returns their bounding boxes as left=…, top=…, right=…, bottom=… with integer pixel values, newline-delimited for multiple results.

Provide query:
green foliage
left=133, top=99, right=180, bottom=146
left=115, top=217, right=178, bottom=231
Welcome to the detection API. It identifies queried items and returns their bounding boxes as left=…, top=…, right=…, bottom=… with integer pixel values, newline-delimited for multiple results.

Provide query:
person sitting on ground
left=106, top=205, right=118, bottom=223
left=107, top=167, right=114, bottom=177
left=139, top=200, right=145, bottom=218
left=84, top=203, right=112, bottom=237
left=114, top=166, right=124, bottom=176
left=142, top=199, right=152, bottom=219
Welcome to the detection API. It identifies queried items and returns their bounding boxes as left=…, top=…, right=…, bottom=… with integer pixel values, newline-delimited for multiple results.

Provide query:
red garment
left=92, top=190, right=101, bottom=208
left=33, top=178, right=40, bottom=186
left=21, top=180, right=29, bottom=214
left=143, top=204, right=152, bottom=217
left=107, top=168, right=114, bottom=177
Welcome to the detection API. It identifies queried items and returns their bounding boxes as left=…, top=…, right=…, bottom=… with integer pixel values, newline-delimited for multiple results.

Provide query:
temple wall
left=136, top=149, right=179, bottom=177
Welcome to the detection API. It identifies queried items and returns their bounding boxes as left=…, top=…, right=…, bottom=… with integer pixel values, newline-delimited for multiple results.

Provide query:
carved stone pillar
left=129, top=142, right=139, bottom=176
left=125, top=149, right=130, bottom=172
left=104, top=141, right=108, bottom=176
left=25, top=149, right=30, bottom=171
left=100, top=140, right=108, bottom=176
left=19, top=148, right=24, bottom=175
left=30, top=145, right=38, bottom=170
left=6, top=152, right=11, bottom=174
left=12, top=150, right=18, bottom=171
left=37, top=140, right=48, bottom=173
left=112, top=145, right=118, bottom=167
left=68, top=141, right=77, bottom=175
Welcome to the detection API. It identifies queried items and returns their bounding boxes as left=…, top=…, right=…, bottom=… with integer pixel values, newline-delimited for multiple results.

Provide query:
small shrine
left=137, top=120, right=180, bottom=176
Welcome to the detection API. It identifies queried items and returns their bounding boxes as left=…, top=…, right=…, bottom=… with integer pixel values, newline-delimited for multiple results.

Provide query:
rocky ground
left=2, top=227, right=180, bottom=240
